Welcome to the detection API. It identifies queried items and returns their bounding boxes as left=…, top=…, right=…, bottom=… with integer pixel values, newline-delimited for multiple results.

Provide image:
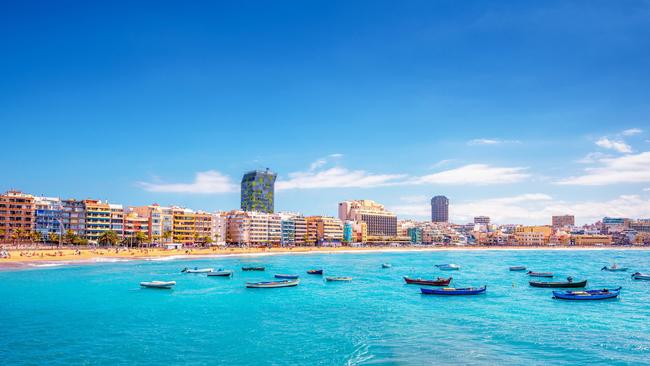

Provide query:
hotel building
left=431, top=196, right=449, bottom=223
left=83, top=200, right=111, bottom=244
left=306, top=216, right=343, bottom=244
left=34, top=196, right=63, bottom=240
left=0, top=190, right=35, bottom=241
left=241, top=169, right=277, bottom=213
left=338, top=200, right=397, bottom=238
left=109, top=204, right=124, bottom=237
left=61, top=199, right=85, bottom=237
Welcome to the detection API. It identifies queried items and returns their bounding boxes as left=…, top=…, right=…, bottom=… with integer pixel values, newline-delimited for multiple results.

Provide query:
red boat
left=403, top=276, right=452, bottom=286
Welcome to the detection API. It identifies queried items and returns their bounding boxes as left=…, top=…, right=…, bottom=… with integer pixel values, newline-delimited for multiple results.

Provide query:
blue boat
left=420, top=286, right=486, bottom=296
left=274, top=274, right=299, bottom=279
left=553, top=287, right=622, bottom=300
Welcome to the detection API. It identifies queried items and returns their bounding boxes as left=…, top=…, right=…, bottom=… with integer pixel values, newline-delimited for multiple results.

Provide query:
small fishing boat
left=274, top=274, right=299, bottom=279
left=420, top=286, right=486, bottom=296
left=246, top=279, right=299, bottom=288
left=631, top=272, right=650, bottom=280
left=140, top=281, right=176, bottom=289
left=181, top=267, right=213, bottom=273
left=207, top=269, right=234, bottom=277
left=326, top=277, right=352, bottom=282
left=601, top=264, right=628, bottom=272
left=403, top=276, right=452, bottom=286
left=529, top=277, right=587, bottom=288
left=242, top=266, right=265, bottom=271
left=435, top=264, right=460, bottom=270
left=527, top=271, right=553, bottom=278
left=553, top=287, right=622, bottom=301
left=509, top=266, right=527, bottom=271
left=307, top=269, right=323, bottom=275
left=382, top=263, right=392, bottom=268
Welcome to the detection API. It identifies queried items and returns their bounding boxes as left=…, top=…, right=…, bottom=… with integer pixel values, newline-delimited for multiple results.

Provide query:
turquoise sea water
left=1, top=250, right=650, bottom=365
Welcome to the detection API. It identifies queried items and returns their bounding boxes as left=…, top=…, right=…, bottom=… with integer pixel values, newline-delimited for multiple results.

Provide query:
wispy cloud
left=576, top=152, right=612, bottom=164
left=413, top=164, right=530, bottom=185
left=276, top=167, right=406, bottom=190
left=467, top=138, right=521, bottom=146
left=390, top=193, right=650, bottom=225
left=622, top=128, right=643, bottom=136
left=595, top=137, right=632, bottom=153
left=558, top=151, right=650, bottom=185
left=138, top=171, right=237, bottom=194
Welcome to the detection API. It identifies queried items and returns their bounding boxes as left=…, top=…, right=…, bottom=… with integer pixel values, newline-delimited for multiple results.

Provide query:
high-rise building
left=474, top=216, right=490, bottom=225
left=61, top=199, right=85, bottom=236
left=338, top=200, right=397, bottom=237
left=83, top=199, right=111, bottom=244
left=0, top=190, right=35, bottom=242
left=241, top=169, right=277, bottom=213
left=552, top=215, right=575, bottom=228
left=431, top=196, right=449, bottom=223
left=34, top=196, right=62, bottom=240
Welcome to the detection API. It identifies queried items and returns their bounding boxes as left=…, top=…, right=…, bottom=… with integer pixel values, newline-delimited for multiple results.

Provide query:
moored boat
left=275, top=274, right=299, bottom=279
left=403, top=276, right=452, bottom=286
left=242, top=266, right=265, bottom=271
left=382, top=263, right=392, bottom=268
left=509, top=266, right=527, bottom=271
left=529, top=277, right=587, bottom=288
left=420, top=286, right=486, bottom=296
left=326, top=276, right=352, bottom=282
left=140, top=281, right=176, bottom=289
left=631, top=272, right=650, bottom=280
left=527, top=271, right=553, bottom=278
left=601, top=265, right=628, bottom=272
left=435, top=264, right=460, bottom=270
left=307, top=269, right=323, bottom=275
left=246, top=279, right=299, bottom=288
left=553, top=287, right=621, bottom=300
left=207, top=269, right=234, bottom=277
left=181, top=267, right=213, bottom=273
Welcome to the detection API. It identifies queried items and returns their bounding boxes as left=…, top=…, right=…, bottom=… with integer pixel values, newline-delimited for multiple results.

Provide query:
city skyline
left=2, top=2, right=650, bottom=225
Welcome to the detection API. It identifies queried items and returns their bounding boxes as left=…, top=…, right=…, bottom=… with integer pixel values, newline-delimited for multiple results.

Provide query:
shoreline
left=2, top=245, right=649, bottom=271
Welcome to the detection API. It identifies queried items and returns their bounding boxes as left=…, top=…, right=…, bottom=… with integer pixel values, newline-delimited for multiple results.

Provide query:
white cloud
left=390, top=193, right=650, bottom=225
left=644, top=188, right=650, bottom=192
left=558, top=151, right=650, bottom=185
left=622, top=128, right=643, bottom=136
left=595, top=137, right=632, bottom=153
left=276, top=167, right=406, bottom=190
left=467, top=138, right=521, bottom=146
left=429, top=159, right=456, bottom=168
left=413, top=164, right=530, bottom=185
left=138, top=170, right=236, bottom=194
left=576, top=152, right=612, bottom=164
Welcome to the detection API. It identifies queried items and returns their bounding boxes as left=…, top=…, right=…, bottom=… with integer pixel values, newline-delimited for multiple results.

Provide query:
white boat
left=325, top=276, right=352, bottom=282
left=181, top=267, right=214, bottom=273
left=246, top=279, right=300, bottom=288
left=632, top=272, right=650, bottom=280
left=207, top=269, right=234, bottom=277
left=435, top=264, right=460, bottom=270
left=382, top=263, right=392, bottom=268
left=140, top=281, right=176, bottom=289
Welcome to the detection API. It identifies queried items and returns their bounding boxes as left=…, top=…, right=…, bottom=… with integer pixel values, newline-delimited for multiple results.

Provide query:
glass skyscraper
left=431, top=195, right=449, bottom=223
left=241, top=169, right=277, bottom=213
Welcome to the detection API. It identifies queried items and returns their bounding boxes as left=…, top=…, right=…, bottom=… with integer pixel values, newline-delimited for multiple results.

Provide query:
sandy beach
left=1, top=244, right=648, bottom=270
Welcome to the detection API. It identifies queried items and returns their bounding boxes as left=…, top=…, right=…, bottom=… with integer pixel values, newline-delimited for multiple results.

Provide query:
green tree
left=0, top=229, right=5, bottom=243
left=12, top=229, right=24, bottom=244
left=64, top=229, right=78, bottom=245
left=48, top=232, right=60, bottom=244
left=163, top=230, right=172, bottom=243
left=31, top=231, right=43, bottom=243
left=134, top=232, right=148, bottom=247
left=203, top=236, right=213, bottom=247
left=98, top=230, right=120, bottom=246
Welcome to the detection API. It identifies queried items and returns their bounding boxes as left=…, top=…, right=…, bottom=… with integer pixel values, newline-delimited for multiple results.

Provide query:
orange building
left=0, top=190, right=35, bottom=242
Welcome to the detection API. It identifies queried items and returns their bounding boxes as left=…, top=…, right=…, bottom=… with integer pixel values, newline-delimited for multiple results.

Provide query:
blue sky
left=1, top=1, right=650, bottom=224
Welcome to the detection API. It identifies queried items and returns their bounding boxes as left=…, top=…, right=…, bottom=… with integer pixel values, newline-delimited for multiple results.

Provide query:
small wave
left=28, top=262, right=68, bottom=268
left=92, top=258, right=131, bottom=263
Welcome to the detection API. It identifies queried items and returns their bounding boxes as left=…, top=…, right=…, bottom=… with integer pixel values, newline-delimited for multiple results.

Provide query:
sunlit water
left=1, top=250, right=650, bottom=365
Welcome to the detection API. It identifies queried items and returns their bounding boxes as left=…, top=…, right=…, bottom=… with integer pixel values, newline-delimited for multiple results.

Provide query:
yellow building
left=171, top=208, right=212, bottom=244
left=571, top=234, right=612, bottom=246
left=84, top=199, right=111, bottom=244
left=306, top=216, right=343, bottom=244
left=514, top=226, right=552, bottom=245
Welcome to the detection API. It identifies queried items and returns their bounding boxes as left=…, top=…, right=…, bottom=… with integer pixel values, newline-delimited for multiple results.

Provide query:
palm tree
left=48, top=232, right=60, bottom=244
left=12, top=229, right=24, bottom=244
left=31, top=231, right=43, bottom=244
left=0, top=229, right=5, bottom=243
left=163, top=230, right=172, bottom=243
left=98, top=230, right=119, bottom=246
left=134, top=232, right=148, bottom=247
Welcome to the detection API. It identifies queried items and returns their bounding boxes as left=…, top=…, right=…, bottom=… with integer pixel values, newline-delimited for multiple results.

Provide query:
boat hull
left=242, top=267, right=265, bottom=271
left=182, top=268, right=213, bottom=273
left=435, top=264, right=460, bottom=270
left=307, top=269, right=323, bottom=275
left=631, top=272, right=650, bottom=280
left=530, top=280, right=587, bottom=288
left=275, top=274, right=299, bottom=279
left=509, top=266, right=527, bottom=271
left=326, top=277, right=352, bottom=282
left=207, top=271, right=233, bottom=277
left=140, top=281, right=176, bottom=289
left=421, top=286, right=486, bottom=295
left=553, top=287, right=621, bottom=300
left=528, top=272, right=553, bottom=278
left=403, top=277, right=452, bottom=286
left=601, top=267, right=628, bottom=272
left=246, top=279, right=299, bottom=288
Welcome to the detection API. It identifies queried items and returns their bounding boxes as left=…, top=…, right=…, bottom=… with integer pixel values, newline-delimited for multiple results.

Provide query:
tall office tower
left=431, top=195, right=449, bottom=223
left=241, top=168, right=277, bottom=213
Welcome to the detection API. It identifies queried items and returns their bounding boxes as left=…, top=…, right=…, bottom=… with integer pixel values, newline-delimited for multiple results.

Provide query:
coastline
left=2, top=245, right=649, bottom=270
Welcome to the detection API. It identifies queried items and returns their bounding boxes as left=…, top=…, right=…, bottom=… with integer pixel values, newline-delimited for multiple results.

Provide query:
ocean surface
left=1, top=249, right=650, bottom=365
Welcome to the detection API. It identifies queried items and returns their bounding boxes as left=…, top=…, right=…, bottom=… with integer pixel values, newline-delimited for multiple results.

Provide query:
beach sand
left=1, top=244, right=648, bottom=269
